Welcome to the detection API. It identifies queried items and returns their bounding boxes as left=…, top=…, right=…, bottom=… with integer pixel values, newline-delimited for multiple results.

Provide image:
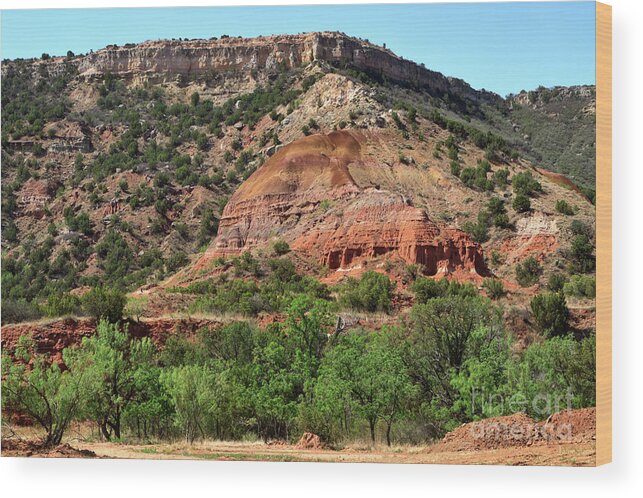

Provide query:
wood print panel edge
left=596, top=0, right=612, bottom=466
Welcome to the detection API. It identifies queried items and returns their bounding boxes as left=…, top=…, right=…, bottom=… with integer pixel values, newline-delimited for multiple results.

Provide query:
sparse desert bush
left=482, top=278, right=505, bottom=299
left=530, top=292, right=569, bottom=337
left=515, top=256, right=542, bottom=287
left=555, top=199, right=575, bottom=215
left=273, top=239, right=290, bottom=255
left=547, top=272, right=568, bottom=292
left=563, top=274, right=596, bottom=298
left=512, top=193, right=531, bottom=212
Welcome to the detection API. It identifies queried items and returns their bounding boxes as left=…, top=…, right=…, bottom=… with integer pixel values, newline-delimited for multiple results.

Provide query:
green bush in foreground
left=2, top=297, right=596, bottom=447
left=1, top=336, right=90, bottom=447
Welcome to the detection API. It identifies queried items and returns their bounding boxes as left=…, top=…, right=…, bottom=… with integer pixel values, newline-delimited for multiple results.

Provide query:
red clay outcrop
left=203, top=130, right=486, bottom=277
left=296, top=432, right=323, bottom=450
left=1, top=317, right=222, bottom=366
left=436, top=408, right=596, bottom=452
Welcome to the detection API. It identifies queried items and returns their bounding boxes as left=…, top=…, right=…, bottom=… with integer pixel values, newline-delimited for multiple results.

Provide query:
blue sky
left=0, top=2, right=596, bottom=96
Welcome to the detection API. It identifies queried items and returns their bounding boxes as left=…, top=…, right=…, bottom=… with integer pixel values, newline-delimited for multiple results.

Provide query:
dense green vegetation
left=1, top=60, right=76, bottom=141
left=3, top=282, right=595, bottom=447
left=509, top=87, right=596, bottom=188
left=0, top=65, right=309, bottom=309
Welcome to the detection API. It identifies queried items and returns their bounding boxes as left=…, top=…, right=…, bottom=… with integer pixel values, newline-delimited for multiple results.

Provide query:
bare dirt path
left=70, top=440, right=595, bottom=466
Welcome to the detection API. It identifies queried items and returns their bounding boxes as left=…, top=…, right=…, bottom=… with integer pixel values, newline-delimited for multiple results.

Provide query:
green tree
left=161, top=364, right=216, bottom=443
left=2, top=336, right=90, bottom=447
left=403, top=296, right=497, bottom=432
left=314, top=331, right=415, bottom=445
left=70, top=320, right=156, bottom=440
left=82, top=287, right=126, bottom=323
left=507, top=334, right=595, bottom=418
left=450, top=326, right=512, bottom=419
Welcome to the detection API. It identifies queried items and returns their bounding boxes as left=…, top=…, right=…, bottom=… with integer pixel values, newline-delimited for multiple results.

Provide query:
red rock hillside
left=200, top=130, right=486, bottom=277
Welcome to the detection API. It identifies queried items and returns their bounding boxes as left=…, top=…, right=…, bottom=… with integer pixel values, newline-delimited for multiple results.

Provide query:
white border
left=1, top=1, right=641, bottom=497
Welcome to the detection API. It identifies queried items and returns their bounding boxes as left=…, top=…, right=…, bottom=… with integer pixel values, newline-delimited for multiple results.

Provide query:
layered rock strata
left=208, top=130, right=486, bottom=276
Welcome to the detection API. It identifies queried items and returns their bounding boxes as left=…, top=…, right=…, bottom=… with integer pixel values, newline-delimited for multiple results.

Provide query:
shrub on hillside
left=530, top=292, right=569, bottom=337
left=166, top=251, right=189, bottom=272
left=547, top=272, right=568, bottom=293
left=563, top=275, right=596, bottom=298
left=82, top=287, right=127, bottom=323
left=515, top=256, right=542, bottom=287
left=272, top=240, right=290, bottom=256
left=487, top=197, right=509, bottom=228
left=412, top=277, right=477, bottom=303
left=1, top=299, right=42, bottom=325
left=462, top=210, right=490, bottom=243
left=512, top=171, right=542, bottom=197
left=555, top=199, right=575, bottom=215
left=568, top=234, right=595, bottom=273
left=43, top=292, right=82, bottom=317
left=512, top=193, right=531, bottom=213
left=569, top=219, right=592, bottom=238
left=339, top=271, right=394, bottom=313
left=482, top=278, right=505, bottom=300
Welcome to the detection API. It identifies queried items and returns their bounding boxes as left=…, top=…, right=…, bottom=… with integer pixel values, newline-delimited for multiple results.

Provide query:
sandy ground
left=1, top=436, right=595, bottom=466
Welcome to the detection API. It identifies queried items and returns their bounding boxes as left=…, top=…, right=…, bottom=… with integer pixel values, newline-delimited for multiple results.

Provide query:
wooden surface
left=596, top=1, right=612, bottom=466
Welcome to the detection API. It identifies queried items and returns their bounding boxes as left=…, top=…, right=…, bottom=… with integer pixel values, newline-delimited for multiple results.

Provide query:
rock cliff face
left=25, top=32, right=499, bottom=105
left=208, top=130, right=486, bottom=276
